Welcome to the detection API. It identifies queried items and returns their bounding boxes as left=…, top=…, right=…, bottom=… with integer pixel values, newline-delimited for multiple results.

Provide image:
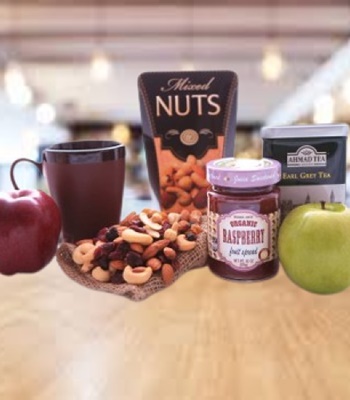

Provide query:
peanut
left=146, top=257, right=162, bottom=271
left=92, top=267, right=111, bottom=282
left=163, top=247, right=177, bottom=260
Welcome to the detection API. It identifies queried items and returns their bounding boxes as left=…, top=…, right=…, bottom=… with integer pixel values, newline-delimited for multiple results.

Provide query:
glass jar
left=206, top=158, right=281, bottom=281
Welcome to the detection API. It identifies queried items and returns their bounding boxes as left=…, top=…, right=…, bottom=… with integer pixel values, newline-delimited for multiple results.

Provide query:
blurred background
left=1, top=0, right=350, bottom=199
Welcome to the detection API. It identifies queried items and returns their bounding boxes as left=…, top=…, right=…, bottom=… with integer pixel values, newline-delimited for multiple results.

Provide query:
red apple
left=0, top=189, right=61, bottom=275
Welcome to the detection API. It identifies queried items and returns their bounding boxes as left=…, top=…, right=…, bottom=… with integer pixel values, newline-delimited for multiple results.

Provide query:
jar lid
left=207, top=158, right=281, bottom=188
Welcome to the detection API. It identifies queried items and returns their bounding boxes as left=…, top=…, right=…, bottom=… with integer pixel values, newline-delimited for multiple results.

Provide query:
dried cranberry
left=93, top=246, right=103, bottom=260
left=96, top=227, right=109, bottom=242
left=185, top=232, right=197, bottom=242
left=162, top=221, right=171, bottom=231
left=100, top=242, right=116, bottom=255
left=130, top=219, right=143, bottom=227
left=125, top=251, right=143, bottom=267
left=109, top=241, right=130, bottom=260
left=129, top=225, right=146, bottom=233
left=168, top=241, right=179, bottom=252
left=105, top=227, right=118, bottom=242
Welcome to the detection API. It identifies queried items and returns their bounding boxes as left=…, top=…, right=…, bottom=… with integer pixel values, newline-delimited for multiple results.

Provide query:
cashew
left=81, top=262, right=94, bottom=273
left=191, top=172, right=209, bottom=188
left=139, top=212, right=162, bottom=231
left=166, top=187, right=192, bottom=206
left=72, top=242, right=96, bottom=265
left=145, top=227, right=160, bottom=239
left=92, top=266, right=111, bottom=282
left=76, top=239, right=94, bottom=246
left=121, top=228, right=153, bottom=246
left=176, top=234, right=196, bottom=251
left=123, top=266, right=153, bottom=285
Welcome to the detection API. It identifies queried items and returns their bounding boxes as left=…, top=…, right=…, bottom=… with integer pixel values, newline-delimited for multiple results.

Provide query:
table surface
left=1, top=255, right=350, bottom=400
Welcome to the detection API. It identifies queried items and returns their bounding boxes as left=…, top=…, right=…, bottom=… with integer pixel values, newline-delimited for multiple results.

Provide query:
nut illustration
left=159, top=154, right=209, bottom=212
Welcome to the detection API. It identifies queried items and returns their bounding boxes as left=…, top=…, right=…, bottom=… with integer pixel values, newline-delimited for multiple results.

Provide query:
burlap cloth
left=56, top=224, right=208, bottom=301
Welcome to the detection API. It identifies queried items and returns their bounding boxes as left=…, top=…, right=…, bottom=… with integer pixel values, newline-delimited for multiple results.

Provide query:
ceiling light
left=112, top=123, right=131, bottom=145
left=4, top=62, right=26, bottom=89
left=7, top=83, right=33, bottom=108
left=90, top=51, right=112, bottom=81
left=313, top=94, right=335, bottom=124
left=36, top=103, right=56, bottom=125
left=180, top=60, right=196, bottom=71
left=261, top=45, right=285, bottom=82
left=4, top=61, right=33, bottom=107
left=341, top=78, right=350, bottom=104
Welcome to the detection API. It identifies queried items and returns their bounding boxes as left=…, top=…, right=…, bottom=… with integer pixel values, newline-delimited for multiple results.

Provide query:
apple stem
left=321, top=201, right=326, bottom=210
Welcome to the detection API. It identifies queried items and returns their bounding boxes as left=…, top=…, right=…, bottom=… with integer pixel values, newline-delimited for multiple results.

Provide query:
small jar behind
left=207, top=158, right=281, bottom=282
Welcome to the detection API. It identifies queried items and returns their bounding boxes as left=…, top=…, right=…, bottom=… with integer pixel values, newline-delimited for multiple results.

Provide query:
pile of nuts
left=72, top=209, right=203, bottom=286
left=160, top=154, right=210, bottom=212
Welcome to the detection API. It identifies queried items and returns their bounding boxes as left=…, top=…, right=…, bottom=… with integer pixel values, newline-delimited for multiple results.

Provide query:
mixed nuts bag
left=138, top=70, right=238, bottom=213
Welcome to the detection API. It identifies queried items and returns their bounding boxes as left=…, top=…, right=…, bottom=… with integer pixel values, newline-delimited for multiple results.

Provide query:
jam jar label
left=208, top=210, right=279, bottom=271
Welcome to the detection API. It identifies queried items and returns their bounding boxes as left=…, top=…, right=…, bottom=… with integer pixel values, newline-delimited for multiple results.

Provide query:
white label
left=287, top=145, right=327, bottom=168
left=216, top=210, right=272, bottom=271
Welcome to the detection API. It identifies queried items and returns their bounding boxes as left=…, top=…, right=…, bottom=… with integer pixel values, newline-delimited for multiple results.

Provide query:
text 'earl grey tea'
left=261, top=124, right=348, bottom=218
left=138, top=71, right=238, bottom=213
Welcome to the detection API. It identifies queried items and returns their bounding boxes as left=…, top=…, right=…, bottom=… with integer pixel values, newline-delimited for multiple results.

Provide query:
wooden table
left=1, top=256, right=350, bottom=400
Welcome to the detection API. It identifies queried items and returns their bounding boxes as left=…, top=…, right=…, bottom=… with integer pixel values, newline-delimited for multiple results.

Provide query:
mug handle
left=10, top=158, right=43, bottom=190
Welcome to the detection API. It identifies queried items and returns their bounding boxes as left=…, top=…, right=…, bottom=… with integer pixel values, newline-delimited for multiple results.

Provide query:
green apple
left=278, top=202, right=350, bottom=295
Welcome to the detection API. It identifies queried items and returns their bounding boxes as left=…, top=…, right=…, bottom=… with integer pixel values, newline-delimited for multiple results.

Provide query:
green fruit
left=278, top=202, right=350, bottom=295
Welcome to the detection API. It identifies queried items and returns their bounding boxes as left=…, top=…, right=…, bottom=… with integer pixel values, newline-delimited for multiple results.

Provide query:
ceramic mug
left=10, top=140, right=125, bottom=243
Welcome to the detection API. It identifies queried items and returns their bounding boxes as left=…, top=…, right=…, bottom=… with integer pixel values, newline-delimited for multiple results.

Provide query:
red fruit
left=0, top=189, right=61, bottom=275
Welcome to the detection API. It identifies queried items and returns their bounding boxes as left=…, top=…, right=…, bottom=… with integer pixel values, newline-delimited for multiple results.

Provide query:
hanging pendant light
left=261, top=44, right=285, bottom=82
left=90, top=50, right=112, bottom=81
left=4, top=61, right=33, bottom=107
left=313, top=94, right=335, bottom=124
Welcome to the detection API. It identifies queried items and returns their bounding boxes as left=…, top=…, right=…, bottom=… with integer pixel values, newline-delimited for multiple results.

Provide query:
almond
left=163, top=247, right=177, bottom=260
left=162, top=263, right=174, bottom=286
left=130, top=243, right=144, bottom=253
left=142, top=239, right=170, bottom=260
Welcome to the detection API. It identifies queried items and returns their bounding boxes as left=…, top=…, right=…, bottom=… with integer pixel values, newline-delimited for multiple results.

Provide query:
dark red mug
left=10, top=140, right=125, bottom=243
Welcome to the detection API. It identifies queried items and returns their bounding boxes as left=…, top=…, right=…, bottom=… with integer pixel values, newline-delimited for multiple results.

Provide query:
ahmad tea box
left=261, top=124, right=348, bottom=218
left=138, top=70, right=238, bottom=213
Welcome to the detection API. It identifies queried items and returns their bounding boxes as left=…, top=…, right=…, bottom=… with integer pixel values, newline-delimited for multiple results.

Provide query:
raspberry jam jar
left=207, top=158, right=281, bottom=281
